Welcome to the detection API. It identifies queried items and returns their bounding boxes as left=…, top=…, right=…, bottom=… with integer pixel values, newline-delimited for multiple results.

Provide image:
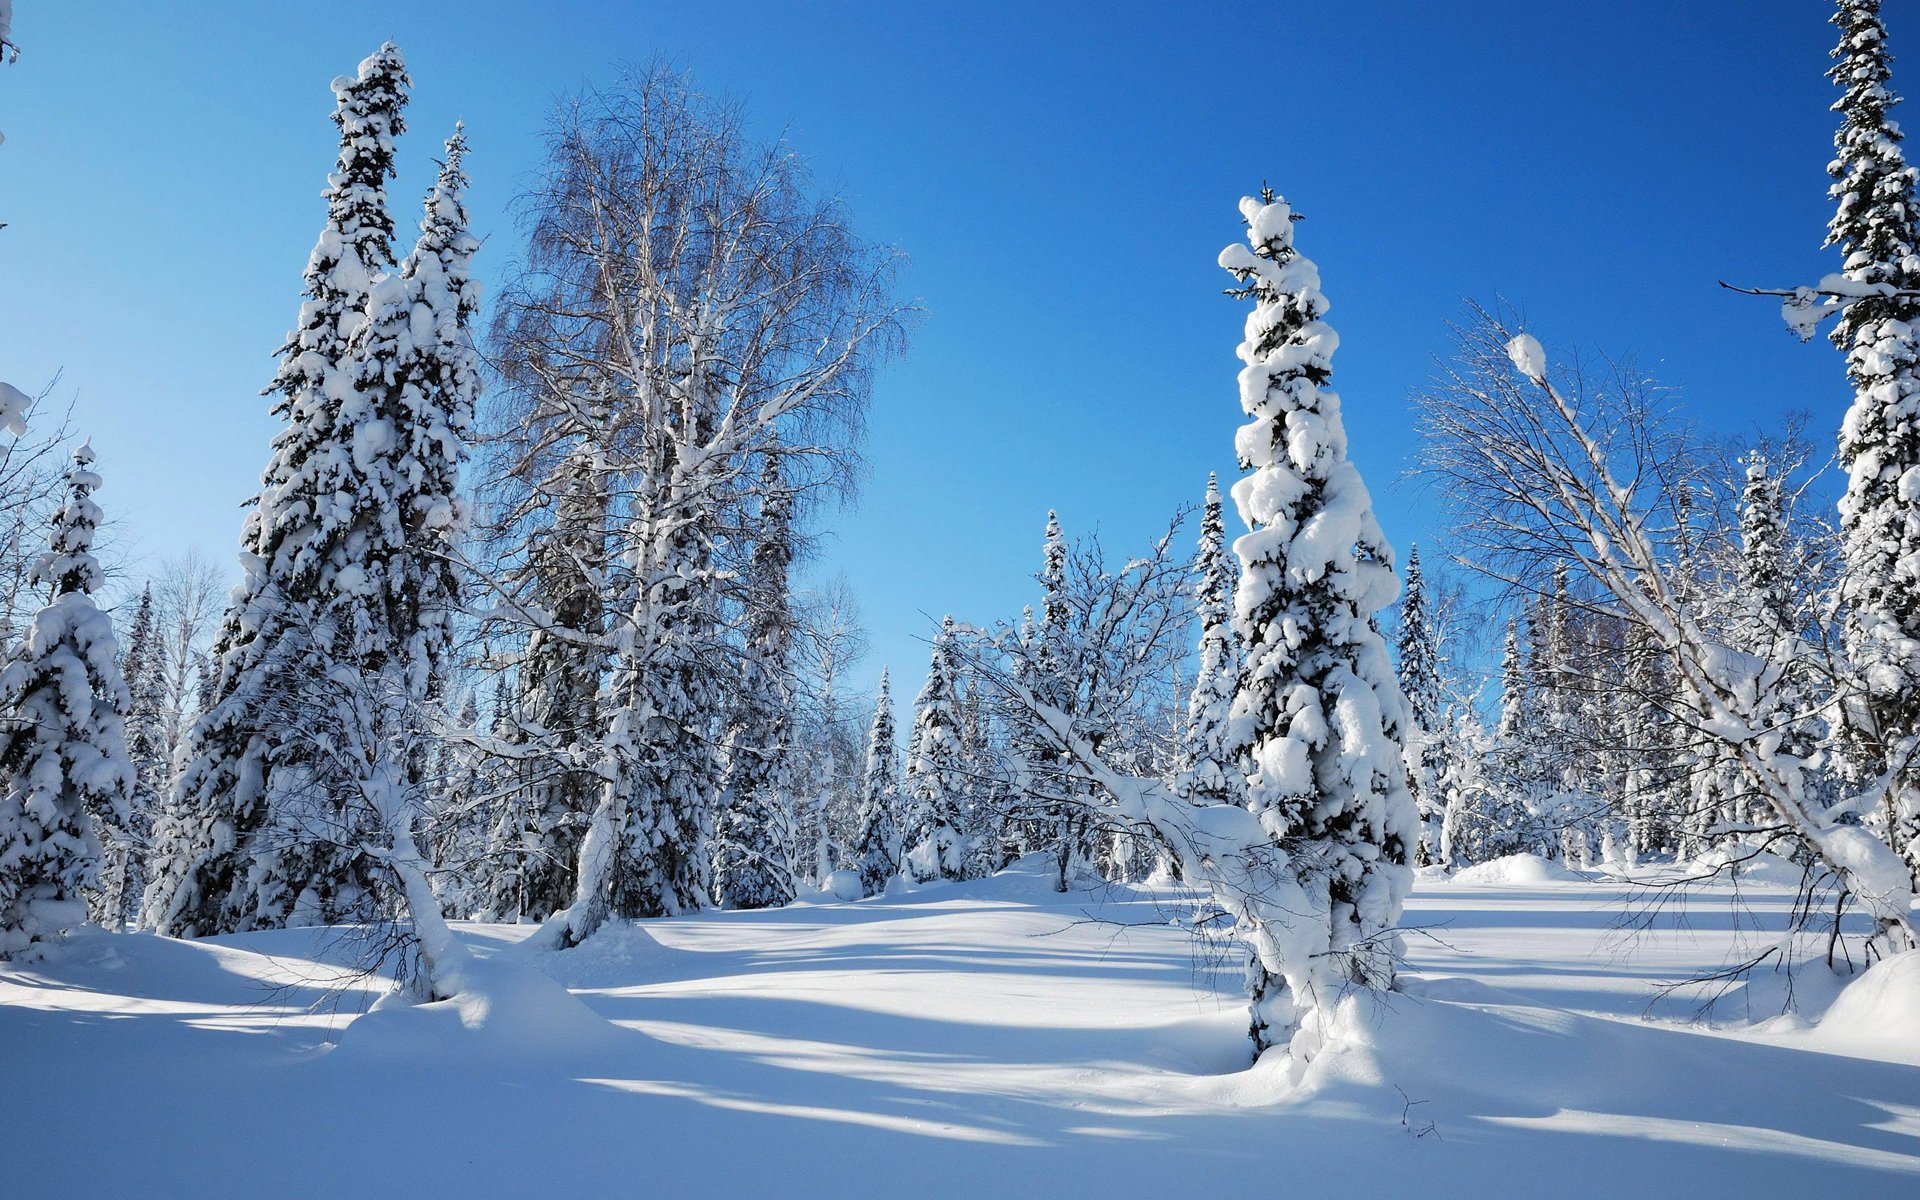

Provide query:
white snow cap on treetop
left=1506, top=332, right=1546, bottom=381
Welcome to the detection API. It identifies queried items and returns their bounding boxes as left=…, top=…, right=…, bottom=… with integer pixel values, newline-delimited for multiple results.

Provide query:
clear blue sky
left=0, top=1, right=1898, bottom=699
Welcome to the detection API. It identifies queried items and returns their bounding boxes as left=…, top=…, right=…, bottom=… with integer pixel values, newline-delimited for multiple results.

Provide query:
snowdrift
left=1450, top=853, right=1585, bottom=885
left=2, top=869, right=1917, bottom=1197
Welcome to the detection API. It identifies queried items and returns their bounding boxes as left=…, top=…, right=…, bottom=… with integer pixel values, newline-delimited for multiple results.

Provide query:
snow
left=819, top=868, right=864, bottom=901
left=4, top=867, right=1917, bottom=1195
left=1451, top=852, right=1585, bottom=885
left=1505, top=331, right=1547, bottom=380
left=1811, top=950, right=1920, bottom=1063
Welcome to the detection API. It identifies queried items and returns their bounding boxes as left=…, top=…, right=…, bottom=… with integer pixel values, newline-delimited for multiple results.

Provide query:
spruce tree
left=104, top=584, right=164, bottom=929
left=902, top=618, right=970, bottom=882
left=1828, top=0, right=1920, bottom=872
left=145, top=45, right=418, bottom=935
left=498, top=432, right=609, bottom=920
left=0, top=444, right=134, bottom=959
left=1217, top=191, right=1416, bottom=1056
left=714, top=450, right=799, bottom=910
left=1176, top=473, right=1245, bottom=808
left=1395, top=544, right=1444, bottom=864
left=851, top=668, right=902, bottom=895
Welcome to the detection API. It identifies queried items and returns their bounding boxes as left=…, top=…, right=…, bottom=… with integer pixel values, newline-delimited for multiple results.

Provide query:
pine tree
left=1176, top=473, right=1245, bottom=809
left=1827, top=0, right=1920, bottom=874
left=902, top=618, right=970, bottom=882
left=851, top=668, right=902, bottom=895
left=1395, top=544, right=1445, bottom=864
left=0, top=444, right=135, bottom=959
left=144, top=45, right=421, bottom=935
left=1217, top=190, right=1417, bottom=1057
left=714, top=450, right=799, bottom=910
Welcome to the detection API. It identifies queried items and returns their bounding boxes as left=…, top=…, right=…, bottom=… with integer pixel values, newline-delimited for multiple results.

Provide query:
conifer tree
left=145, top=45, right=418, bottom=935
left=1217, top=191, right=1416, bottom=1056
left=1395, top=544, right=1445, bottom=864
left=851, top=668, right=902, bottom=895
left=0, top=444, right=134, bottom=959
left=714, top=451, right=799, bottom=910
left=902, top=618, right=970, bottom=882
left=496, top=426, right=609, bottom=920
left=1827, top=0, right=1920, bottom=873
left=1176, top=473, right=1245, bottom=808
left=105, top=584, right=164, bottom=929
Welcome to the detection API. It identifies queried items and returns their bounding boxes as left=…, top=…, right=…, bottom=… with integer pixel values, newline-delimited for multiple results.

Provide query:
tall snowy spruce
left=713, top=451, right=799, bottom=910
left=1175, top=473, right=1245, bottom=809
left=145, top=46, right=480, bottom=936
left=902, top=618, right=971, bottom=882
left=1827, top=0, right=1920, bottom=874
left=0, top=444, right=134, bottom=960
left=105, top=584, right=166, bottom=930
left=1218, top=191, right=1417, bottom=1056
left=1395, top=544, right=1445, bottom=864
left=851, top=668, right=902, bottom=895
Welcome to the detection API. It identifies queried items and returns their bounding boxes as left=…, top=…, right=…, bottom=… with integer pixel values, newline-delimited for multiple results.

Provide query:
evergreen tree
left=145, top=45, right=471, bottom=935
left=0, top=444, right=134, bottom=959
left=1176, top=473, right=1245, bottom=809
left=1827, top=0, right=1920, bottom=873
left=495, top=424, right=609, bottom=921
left=105, top=584, right=164, bottom=929
left=714, top=450, right=799, bottom=910
left=902, top=618, right=970, bottom=882
left=851, top=668, right=902, bottom=895
left=1395, top=544, right=1445, bottom=864
left=1217, top=191, right=1416, bottom=1056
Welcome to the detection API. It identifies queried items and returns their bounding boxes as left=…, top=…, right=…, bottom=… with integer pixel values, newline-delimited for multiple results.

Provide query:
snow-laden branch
left=1718, top=277, right=1920, bottom=342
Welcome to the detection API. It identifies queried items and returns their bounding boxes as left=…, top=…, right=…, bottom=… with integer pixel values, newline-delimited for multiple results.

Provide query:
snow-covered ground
left=4, top=857, right=1917, bottom=1197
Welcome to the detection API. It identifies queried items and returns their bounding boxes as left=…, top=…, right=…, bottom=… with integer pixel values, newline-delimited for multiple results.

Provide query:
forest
left=1, top=3, right=1917, bottom=1196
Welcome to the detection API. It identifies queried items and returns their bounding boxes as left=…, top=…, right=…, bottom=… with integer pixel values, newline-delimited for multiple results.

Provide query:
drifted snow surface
left=3, top=857, right=1917, bottom=1196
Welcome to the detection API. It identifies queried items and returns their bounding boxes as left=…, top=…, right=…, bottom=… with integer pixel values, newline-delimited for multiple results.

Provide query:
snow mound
left=1810, top=950, right=1920, bottom=1062
left=1451, top=853, right=1583, bottom=885
left=330, top=955, right=621, bottom=1066
left=1689, top=849, right=1806, bottom=887
left=820, top=869, right=865, bottom=901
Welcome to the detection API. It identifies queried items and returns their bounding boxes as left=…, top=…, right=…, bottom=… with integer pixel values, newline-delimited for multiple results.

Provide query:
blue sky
left=0, top=1, right=1898, bottom=699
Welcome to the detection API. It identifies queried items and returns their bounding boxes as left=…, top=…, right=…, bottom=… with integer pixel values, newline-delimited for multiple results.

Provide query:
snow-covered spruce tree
left=367, top=121, right=480, bottom=706
left=1217, top=191, right=1416, bottom=1056
left=1827, top=0, right=1920, bottom=873
left=713, top=450, right=799, bottom=910
left=0, top=444, right=134, bottom=959
left=144, top=47, right=484, bottom=937
left=1435, top=704, right=1496, bottom=868
left=902, top=618, right=971, bottom=882
left=1024, top=511, right=1097, bottom=885
left=850, top=667, right=902, bottom=894
left=486, top=405, right=610, bottom=921
left=1395, top=544, right=1445, bottom=864
left=103, top=584, right=165, bottom=929
left=1176, top=473, right=1244, bottom=809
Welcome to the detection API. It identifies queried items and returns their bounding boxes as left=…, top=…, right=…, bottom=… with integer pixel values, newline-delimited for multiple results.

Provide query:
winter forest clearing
left=4, top=2, right=1920, bottom=1195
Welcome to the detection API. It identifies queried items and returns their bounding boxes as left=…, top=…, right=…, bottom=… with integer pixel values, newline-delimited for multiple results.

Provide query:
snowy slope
left=2, top=857, right=1916, bottom=1197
